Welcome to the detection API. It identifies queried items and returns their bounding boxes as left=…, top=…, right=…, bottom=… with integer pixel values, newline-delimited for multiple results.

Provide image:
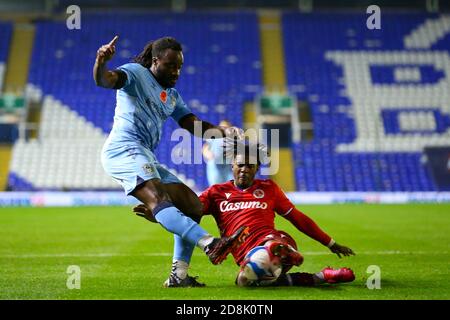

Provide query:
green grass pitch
left=0, top=204, right=449, bottom=300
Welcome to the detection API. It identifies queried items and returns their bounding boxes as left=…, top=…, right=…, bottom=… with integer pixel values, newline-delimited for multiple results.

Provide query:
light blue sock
left=154, top=203, right=208, bottom=246
left=173, top=235, right=195, bottom=264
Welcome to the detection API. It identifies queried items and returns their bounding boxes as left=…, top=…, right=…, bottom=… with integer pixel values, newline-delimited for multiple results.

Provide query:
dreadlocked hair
left=224, top=139, right=270, bottom=166
left=133, top=37, right=182, bottom=68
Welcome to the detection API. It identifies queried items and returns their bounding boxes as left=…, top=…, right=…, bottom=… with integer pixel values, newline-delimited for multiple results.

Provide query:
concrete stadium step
left=271, top=147, right=296, bottom=192
left=0, top=144, right=12, bottom=190
left=258, top=10, right=295, bottom=191
left=243, top=101, right=256, bottom=130
left=3, top=23, right=35, bottom=93
left=258, top=10, right=287, bottom=92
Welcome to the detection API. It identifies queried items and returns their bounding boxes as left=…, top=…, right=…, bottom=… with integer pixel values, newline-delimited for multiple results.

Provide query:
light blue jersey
left=101, top=63, right=193, bottom=194
left=109, top=62, right=191, bottom=150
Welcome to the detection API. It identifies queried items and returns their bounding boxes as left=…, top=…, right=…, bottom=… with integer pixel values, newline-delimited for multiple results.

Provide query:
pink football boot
left=321, top=267, right=355, bottom=284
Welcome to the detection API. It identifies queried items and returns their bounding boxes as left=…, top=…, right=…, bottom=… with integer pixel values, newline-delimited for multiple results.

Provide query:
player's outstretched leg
left=133, top=201, right=249, bottom=284
left=163, top=236, right=200, bottom=288
left=164, top=260, right=206, bottom=288
left=161, top=184, right=205, bottom=287
left=132, top=180, right=249, bottom=264
left=274, top=267, right=355, bottom=286
left=204, top=226, right=250, bottom=265
left=164, top=226, right=249, bottom=287
left=134, top=204, right=202, bottom=287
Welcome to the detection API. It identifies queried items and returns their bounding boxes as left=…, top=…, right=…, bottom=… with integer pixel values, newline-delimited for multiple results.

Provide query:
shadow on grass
left=239, top=277, right=399, bottom=291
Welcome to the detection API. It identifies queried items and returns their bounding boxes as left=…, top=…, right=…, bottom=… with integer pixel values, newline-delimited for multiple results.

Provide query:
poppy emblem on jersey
left=253, top=189, right=265, bottom=199
left=160, top=90, right=167, bottom=103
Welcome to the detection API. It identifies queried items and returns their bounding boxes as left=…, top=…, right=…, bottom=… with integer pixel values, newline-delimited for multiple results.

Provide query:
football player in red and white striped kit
left=134, top=143, right=355, bottom=287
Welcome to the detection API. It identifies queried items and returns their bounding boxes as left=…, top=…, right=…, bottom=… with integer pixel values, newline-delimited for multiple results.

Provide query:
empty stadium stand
left=283, top=13, right=450, bottom=191
left=5, top=12, right=450, bottom=192
left=8, top=12, right=262, bottom=191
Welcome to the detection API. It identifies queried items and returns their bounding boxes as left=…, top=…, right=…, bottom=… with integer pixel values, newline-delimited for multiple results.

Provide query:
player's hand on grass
left=96, top=35, right=118, bottom=64
left=133, top=204, right=157, bottom=223
left=329, top=243, right=355, bottom=258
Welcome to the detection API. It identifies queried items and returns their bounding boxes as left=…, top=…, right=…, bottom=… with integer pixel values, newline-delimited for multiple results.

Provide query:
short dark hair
left=134, top=37, right=182, bottom=68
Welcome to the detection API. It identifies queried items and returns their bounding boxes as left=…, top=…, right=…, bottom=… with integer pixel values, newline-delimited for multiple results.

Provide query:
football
left=237, top=246, right=283, bottom=286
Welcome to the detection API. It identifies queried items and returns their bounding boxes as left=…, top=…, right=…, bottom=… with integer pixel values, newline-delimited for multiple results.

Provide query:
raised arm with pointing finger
left=93, top=35, right=127, bottom=89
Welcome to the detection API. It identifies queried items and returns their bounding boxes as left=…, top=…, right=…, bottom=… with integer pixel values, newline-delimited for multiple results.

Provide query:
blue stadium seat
left=283, top=12, right=445, bottom=191
left=12, top=12, right=262, bottom=191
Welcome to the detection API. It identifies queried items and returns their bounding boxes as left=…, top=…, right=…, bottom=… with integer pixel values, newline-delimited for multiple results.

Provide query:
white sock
left=313, top=271, right=325, bottom=285
left=197, top=235, right=215, bottom=250
left=172, top=260, right=189, bottom=280
left=285, top=274, right=294, bottom=286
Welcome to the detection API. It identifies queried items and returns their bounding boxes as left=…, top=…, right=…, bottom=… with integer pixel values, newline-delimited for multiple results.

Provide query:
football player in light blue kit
left=203, top=120, right=234, bottom=186
left=94, top=36, right=248, bottom=287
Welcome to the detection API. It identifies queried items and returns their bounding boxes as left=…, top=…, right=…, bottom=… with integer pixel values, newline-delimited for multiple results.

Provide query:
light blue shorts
left=101, top=142, right=182, bottom=195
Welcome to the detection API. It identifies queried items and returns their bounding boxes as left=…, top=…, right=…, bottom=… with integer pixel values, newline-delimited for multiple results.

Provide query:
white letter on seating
left=66, top=5, right=81, bottom=30
left=366, top=5, right=381, bottom=30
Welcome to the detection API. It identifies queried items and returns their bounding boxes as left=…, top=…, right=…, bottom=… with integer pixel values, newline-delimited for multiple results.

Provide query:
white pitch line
left=0, top=252, right=173, bottom=259
left=0, top=251, right=447, bottom=259
left=308, top=251, right=449, bottom=256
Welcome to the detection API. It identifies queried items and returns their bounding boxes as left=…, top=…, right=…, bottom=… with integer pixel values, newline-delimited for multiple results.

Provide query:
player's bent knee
left=235, top=270, right=252, bottom=287
left=163, top=183, right=203, bottom=220
left=177, top=197, right=203, bottom=222
left=291, top=251, right=304, bottom=266
left=182, top=191, right=203, bottom=212
left=132, top=181, right=172, bottom=211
